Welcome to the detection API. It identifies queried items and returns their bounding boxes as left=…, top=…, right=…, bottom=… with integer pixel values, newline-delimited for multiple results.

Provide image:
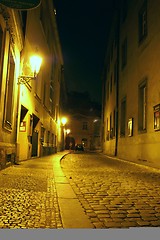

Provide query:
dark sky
left=54, top=0, right=115, bottom=103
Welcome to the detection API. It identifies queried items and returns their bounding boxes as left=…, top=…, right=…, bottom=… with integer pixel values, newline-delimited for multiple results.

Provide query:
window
left=47, top=131, right=50, bottom=145
left=40, top=127, right=45, bottom=144
left=138, top=80, right=147, bottom=132
left=121, top=37, right=127, bottom=69
left=51, top=134, right=54, bottom=146
left=3, top=49, right=15, bottom=130
left=82, top=122, right=88, bottom=130
left=138, top=0, right=147, bottom=43
left=19, top=11, right=27, bottom=36
left=50, top=80, right=54, bottom=113
left=154, top=104, right=160, bottom=131
left=120, top=98, right=126, bottom=136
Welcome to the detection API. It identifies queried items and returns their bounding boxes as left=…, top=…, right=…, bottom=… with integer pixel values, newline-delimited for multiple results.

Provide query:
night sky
left=54, top=0, right=115, bottom=103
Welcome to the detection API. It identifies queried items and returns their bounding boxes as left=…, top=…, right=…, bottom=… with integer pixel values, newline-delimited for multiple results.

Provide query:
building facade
left=102, top=0, right=160, bottom=166
left=0, top=1, right=66, bottom=169
left=63, top=91, right=102, bottom=151
left=66, top=113, right=101, bottom=151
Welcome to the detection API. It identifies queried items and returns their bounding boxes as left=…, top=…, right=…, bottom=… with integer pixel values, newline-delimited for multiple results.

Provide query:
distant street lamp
left=61, top=117, right=67, bottom=126
left=61, top=117, right=68, bottom=150
left=66, top=129, right=71, bottom=135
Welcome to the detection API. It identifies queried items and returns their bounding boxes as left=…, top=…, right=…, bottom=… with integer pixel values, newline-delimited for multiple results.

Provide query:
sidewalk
left=100, top=153, right=160, bottom=171
left=51, top=151, right=93, bottom=228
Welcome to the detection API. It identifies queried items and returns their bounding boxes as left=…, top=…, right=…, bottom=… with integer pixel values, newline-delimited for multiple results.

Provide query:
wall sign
left=0, top=0, right=41, bottom=10
left=153, top=104, right=160, bottom=131
left=19, top=121, right=26, bottom=132
left=128, top=118, right=133, bottom=137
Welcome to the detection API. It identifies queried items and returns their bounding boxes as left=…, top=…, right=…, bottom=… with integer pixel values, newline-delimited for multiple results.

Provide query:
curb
left=54, top=151, right=93, bottom=228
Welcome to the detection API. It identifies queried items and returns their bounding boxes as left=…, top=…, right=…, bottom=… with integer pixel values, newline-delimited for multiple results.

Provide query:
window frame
left=138, top=0, right=148, bottom=44
left=138, top=79, right=147, bottom=133
left=3, top=46, right=16, bottom=131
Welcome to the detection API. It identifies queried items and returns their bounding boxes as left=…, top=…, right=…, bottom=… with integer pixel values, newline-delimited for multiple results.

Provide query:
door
left=31, top=130, right=38, bottom=157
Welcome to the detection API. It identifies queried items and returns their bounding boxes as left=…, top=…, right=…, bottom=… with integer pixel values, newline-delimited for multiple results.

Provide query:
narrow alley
left=1, top=151, right=160, bottom=230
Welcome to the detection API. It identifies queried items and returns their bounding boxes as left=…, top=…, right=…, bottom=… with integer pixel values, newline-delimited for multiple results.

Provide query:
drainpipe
left=115, top=6, right=120, bottom=156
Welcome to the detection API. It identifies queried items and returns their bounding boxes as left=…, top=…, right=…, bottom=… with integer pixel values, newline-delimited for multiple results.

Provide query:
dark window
left=138, top=80, right=147, bottom=132
left=19, top=11, right=27, bottom=36
left=121, top=37, right=127, bottom=69
left=3, top=49, right=15, bottom=130
left=82, top=122, right=88, bottom=130
left=138, top=0, right=147, bottom=43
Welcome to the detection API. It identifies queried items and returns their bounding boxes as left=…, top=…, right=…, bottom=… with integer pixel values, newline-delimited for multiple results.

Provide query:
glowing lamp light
left=30, top=55, right=42, bottom=77
left=18, top=54, right=42, bottom=84
left=66, top=129, right=71, bottom=134
left=61, top=117, right=67, bottom=126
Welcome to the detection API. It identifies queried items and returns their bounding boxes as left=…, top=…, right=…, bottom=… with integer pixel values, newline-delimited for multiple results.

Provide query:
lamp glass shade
left=61, top=117, right=67, bottom=125
left=30, top=55, right=42, bottom=75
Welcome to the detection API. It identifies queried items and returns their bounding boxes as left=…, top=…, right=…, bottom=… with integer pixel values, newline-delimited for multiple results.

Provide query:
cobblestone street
left=1, top=151, right=160, bottom=229
left=61, top=152, right=160, bottom=228
left=0, top=154, right=63, bottom=229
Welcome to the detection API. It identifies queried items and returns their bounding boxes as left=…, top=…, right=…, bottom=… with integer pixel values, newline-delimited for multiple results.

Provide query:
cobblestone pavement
left=0, top=155, right=63, bottom=229
left=61, top=152, right=160, bottom=229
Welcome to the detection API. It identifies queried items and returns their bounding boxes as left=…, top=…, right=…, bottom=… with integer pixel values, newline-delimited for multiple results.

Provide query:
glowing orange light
left=30, top=55, right=42, bottom=75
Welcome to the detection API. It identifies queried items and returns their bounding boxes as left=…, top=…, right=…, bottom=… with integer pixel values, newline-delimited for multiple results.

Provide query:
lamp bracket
left=18, top=75, right=35, bottom=85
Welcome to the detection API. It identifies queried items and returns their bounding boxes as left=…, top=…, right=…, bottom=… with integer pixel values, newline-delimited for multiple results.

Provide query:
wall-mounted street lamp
left=61, top=117, right=67, bottom=126
left=18, top=55, right=42, bottom=84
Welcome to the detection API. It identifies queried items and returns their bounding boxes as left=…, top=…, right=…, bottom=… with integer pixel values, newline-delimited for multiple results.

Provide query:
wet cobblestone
left=61, top=152, right=160, bottom=228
